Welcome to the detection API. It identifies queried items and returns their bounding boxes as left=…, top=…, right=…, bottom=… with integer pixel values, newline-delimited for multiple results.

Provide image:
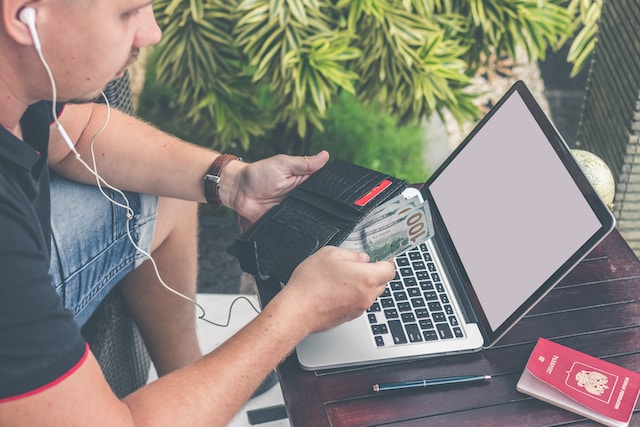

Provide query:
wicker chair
left=79, top=71, right=151, bottom=398
left=575, top=0, right=640, bottom=256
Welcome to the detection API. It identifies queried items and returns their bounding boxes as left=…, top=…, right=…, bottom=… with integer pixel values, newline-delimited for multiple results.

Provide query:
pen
left=372, top=374, right=491, bottom=392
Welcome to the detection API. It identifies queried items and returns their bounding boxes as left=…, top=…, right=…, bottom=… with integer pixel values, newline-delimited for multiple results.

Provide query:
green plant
left=564, top=0, right=602, bottom=77
left=150, top=0, right=578, bottom=155
left=309, top=92, right=428, bottom=183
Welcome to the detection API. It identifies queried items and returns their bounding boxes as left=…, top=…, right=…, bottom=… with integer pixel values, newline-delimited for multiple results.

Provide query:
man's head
left=2, top=0, right=161, bottom=106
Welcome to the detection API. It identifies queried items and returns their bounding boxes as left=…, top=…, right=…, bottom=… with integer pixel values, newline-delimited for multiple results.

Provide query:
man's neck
left=0, top=46, right=34, bottom=138
left=0, top=78, right=30, bottom=139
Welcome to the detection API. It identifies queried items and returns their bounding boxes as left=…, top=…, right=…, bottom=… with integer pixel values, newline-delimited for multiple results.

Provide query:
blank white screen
left=429, top=92, right=601, bottom=331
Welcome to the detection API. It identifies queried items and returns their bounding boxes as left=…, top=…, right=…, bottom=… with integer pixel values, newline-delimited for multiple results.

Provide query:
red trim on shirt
left=48, top=104, right=66, bottom=126
left=0, top=342, right=90, bottom=403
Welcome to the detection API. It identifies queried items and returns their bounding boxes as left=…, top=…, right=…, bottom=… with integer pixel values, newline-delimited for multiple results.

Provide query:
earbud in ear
left=18, top=7, right=36, bottom=26
left=18, top=7, right=41, bottom=50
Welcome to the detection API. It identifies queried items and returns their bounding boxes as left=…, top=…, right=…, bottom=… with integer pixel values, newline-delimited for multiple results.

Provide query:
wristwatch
left=203, top=154, right=241, bottom=207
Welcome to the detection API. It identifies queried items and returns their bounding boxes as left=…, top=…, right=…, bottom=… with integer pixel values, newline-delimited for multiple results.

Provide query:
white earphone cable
left=29, top=21, right=259, bottom=325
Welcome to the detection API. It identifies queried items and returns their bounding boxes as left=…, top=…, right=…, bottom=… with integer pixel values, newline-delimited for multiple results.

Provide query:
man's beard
left=120, top=48, right=140, bottom=75
left=65, top=49, right=140, bottom=105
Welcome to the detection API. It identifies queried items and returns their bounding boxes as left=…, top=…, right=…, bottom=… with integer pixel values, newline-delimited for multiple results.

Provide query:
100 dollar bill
left=340, top=194, right=434, bottom=261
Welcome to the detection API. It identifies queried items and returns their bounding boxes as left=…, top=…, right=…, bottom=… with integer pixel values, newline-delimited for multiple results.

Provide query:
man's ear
left=2, top=0, right=39, bottom=46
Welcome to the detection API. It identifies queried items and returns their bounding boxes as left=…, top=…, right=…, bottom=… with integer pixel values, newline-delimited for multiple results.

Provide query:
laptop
left=295, top=80, right=616, bottom=370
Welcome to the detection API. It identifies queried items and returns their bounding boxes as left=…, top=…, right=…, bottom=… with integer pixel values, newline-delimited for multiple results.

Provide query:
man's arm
left=0, top=247, right=395, bottom=427
left=10, top=100, right=400, bottom=426
left=48, top=102, right=329, bottom=222
left=48, top=102, right=235, bottom=204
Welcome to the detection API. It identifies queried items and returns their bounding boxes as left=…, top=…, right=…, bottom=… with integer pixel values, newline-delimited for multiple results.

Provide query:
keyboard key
left=397, top=302, right=412, bottom=312
left=400, top=267, right=413, bottom=277
left=412, top=261, right=426, bottom=271
left=405, top=323, right=423, bottom=342
left=416, top=271, right=430, bottom=281
left=371, top=324, right=385, bottom=335
left=440, top=294, right=450, bottom=304
left=368, top=313, right=377, bottom=324
left=388, top=320, right=408, bottom=344
left=401, top=313, right=416, bottom=323
left=367, top=302, right=381, bottom=312
left=381, top=288, right=391, bottom=298
left=453, top=327, right=464, bottom=338
left=424, top=291, right=438, bottom=300
left=449, top=316, right=459, bottom=326
left=432, top=312, right=446, bottom=323
left=415, top=308, right=429, bottom=318
left=375, top=336, right=385, bottom=347
left=423, top=329, right=438, bottom=341
left=393, top=291, right=408, bottom=301
left=408, top=288, right=421, bottom=298
left=396, top=257, right=410, bottom=267
left=384, top=309, right=399, bottom=319
left=436, top=323, right=454, bottom=339
left=381, top=298, right=395, bottom=308
left=419, top=319, right=434, bottom=329
left=431, top=272, right=441, bottom=282
left=390, top=281, right=404, bottom=291
left=419, top=281, right=433, bottom=290
left=444, top=304, right=454, bottom=315
left=411, top=298, right=426, bottom=308
left=428, top=301, right=442, bottom=312
left=427, top=262, right=437, bottom=272
left=403, top=277, right=418, bottom=287
left=408, top=251, right=422, bottom=261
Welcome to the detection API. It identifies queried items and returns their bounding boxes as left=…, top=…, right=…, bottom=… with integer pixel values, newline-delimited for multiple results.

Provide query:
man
left=0, top=1, right=396, bottom=425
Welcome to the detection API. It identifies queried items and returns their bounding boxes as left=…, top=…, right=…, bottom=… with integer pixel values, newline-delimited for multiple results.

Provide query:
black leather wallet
left=227, top=159, right=407, bottom=283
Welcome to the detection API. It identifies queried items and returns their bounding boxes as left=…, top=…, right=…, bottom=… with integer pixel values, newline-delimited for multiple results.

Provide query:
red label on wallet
left=354, top=179, right=392, bottom=207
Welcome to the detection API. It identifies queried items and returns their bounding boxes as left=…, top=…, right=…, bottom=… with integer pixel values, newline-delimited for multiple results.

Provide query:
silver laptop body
left=296, top=81, right=616, bottom=370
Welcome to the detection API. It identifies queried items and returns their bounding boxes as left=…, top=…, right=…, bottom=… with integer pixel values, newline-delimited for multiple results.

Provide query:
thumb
left=296, top=150, right=330, bottom=175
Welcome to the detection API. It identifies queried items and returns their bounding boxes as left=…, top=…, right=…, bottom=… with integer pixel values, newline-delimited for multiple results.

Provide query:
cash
left=340, top=193, right=434, bottom=261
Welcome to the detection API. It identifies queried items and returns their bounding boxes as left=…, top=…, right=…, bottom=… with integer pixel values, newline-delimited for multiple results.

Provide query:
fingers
left=366, top=258, right=397, bottom=286
left=318, top=246, right=396, bottom=283
left=350, top=251, right=395, bottom=281
left=283, top=246, right=396, bottom=333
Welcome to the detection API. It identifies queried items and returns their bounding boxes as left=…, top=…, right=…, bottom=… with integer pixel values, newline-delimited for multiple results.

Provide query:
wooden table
left=257, top=229, right=640, bottom=426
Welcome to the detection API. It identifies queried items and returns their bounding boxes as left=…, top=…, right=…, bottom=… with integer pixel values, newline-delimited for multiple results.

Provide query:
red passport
left=517, top=338, right=640, bottom=427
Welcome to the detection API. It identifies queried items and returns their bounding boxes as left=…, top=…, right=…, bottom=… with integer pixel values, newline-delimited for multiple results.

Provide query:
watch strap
left=204, top=154, right=241, bottom=207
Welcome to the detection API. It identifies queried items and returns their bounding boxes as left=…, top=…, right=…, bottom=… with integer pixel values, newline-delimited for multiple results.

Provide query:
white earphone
left=18, top=7, right=41, bottom=50
left=15, top=6, right=243, bottom=324
left=18, top=6, right=79, bottom=153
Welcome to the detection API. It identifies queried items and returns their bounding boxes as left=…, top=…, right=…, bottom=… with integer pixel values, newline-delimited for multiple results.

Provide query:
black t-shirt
left=0, top=102, right=87, bottom=401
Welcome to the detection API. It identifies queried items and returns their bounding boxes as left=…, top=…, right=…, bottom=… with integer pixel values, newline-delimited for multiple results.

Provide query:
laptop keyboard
left=367, top=242, right=465, bottom=347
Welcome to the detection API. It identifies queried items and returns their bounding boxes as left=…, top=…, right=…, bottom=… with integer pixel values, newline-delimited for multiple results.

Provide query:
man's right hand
left=279, top=246, right=396, bottom=335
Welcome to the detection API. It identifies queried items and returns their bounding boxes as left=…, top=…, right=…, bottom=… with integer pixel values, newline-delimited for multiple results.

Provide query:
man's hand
left=277, top=246, right=397, bottom=335
left=221, top=151, right=330, bottom=223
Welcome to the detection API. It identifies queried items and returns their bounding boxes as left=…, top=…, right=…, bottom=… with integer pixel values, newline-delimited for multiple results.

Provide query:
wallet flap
left=227, top=159, right=407, bottom=283
left=288, top=159, right=406, bottom=221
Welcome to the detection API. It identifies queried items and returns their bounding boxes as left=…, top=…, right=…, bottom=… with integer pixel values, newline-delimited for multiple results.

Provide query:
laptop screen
left=425, top=82, right=614, bottom=341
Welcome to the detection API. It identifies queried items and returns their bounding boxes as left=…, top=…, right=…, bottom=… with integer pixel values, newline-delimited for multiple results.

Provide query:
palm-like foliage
left=152, top=0, right=579, bottom=154
left=564, top=0, right=602, bottom=77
